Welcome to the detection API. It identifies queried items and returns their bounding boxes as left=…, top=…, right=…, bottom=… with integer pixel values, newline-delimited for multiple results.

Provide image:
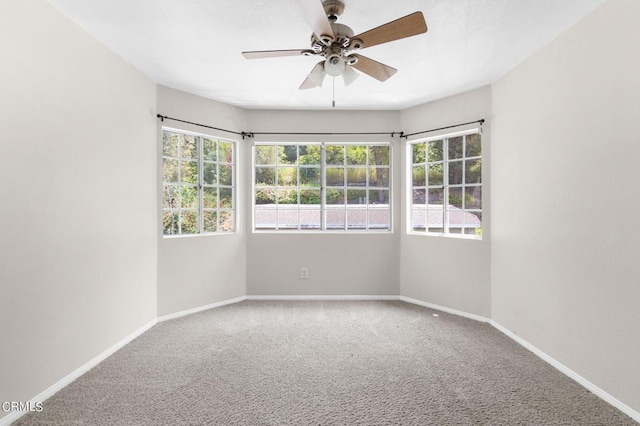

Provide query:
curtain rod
left=401, top=119, right=485, bottom=139
left=248, top=131, right=403, bottom=137
left=157, top=114, right=484, bottom=140
left=157, top=114, right=252, bottom=139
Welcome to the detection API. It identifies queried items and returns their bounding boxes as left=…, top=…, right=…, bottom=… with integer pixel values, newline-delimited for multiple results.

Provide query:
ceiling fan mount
left=323, top=0, right=345, bottom=22
left=242, top=0, right=428, bottom=90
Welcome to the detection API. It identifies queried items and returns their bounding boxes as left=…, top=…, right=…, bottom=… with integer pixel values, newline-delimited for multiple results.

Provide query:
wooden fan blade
left=293, top=0, right=335, bottom=41
left=242, top=49, right=308, bottom=59
left=299, top=76, right=318, bottom=90
left=352, top=12, right=427, bottom=49
left=299, top=62, right=326, bottom=89
left=350, top=54, right=397, bottom=82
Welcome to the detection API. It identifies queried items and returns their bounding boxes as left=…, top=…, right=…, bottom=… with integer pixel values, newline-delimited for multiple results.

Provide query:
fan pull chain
left=332, top=77, right=336, bottom=108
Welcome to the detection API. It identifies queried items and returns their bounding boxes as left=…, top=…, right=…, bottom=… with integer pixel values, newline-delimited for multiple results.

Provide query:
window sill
left=252, top=229, right=393, bottom=235
left=407, top=232, right=482, bottom=241
left=162, top=232, right=237, bottom=239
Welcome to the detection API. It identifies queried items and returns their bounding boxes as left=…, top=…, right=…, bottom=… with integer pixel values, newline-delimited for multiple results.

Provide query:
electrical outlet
left=300, top=268, right=309, bottom=279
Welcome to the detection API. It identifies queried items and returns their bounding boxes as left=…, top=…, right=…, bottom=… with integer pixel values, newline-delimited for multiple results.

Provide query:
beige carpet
left=15, top=300, right=636, bottom=425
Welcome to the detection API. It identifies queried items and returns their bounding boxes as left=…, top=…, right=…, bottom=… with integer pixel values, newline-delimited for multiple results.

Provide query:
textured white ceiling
left=47, top=0, right=606, bottom=110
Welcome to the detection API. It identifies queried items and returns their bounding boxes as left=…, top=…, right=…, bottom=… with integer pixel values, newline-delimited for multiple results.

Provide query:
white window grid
left=253, top=142, right=392, bottom=232
left=408, top=130, right=482, bottom=239
left=162, top=128, right=236, bottom=236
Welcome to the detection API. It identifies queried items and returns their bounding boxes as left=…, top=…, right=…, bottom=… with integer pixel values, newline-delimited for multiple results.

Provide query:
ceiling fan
left=242, top=0, right=428, bottom=90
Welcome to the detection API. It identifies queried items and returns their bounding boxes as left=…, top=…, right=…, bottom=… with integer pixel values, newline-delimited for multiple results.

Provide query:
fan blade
left=352, top=12, right=427, bottom=49
left=342, top=65, right=360, bottom=86
left=350, top=55, right=397, bottom=82
left=242, top=49, right=308, bottom=59
left=293, top=0, right=335, bottom=41
left=299, top=62, right=326, bottom=89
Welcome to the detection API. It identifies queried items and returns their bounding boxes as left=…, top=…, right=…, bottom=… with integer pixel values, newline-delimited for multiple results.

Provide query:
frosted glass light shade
left=325, top=54, right=345, bottom=77
left=342, top=64, right=359, bottom=86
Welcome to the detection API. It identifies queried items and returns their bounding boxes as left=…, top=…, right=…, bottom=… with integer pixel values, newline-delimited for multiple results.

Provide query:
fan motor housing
left=330, top=22, right=354, bottom=46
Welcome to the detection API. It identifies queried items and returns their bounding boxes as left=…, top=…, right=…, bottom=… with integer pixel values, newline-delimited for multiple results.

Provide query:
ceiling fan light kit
left=242, top=0, right=428, bottom=94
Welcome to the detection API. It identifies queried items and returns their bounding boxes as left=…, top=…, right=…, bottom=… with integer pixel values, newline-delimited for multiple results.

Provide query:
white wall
left=156, top=86, right=247, bottom=315
left=0, top=0, right=157, bottom=419
left=245, top=110, right=401, bottom=296
left=491, top=0, right=640, bottom=413
left=399, top=87, right=492, bottom=317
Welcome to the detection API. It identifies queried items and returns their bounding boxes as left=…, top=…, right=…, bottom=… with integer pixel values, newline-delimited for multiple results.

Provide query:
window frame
left=161, top=127, right=237, bottom=237
left=252, top=141, right=393, bottom=233
left=407, top=129, right=482, bottom=240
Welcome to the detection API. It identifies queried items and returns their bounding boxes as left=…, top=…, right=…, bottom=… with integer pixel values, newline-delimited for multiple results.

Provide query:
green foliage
left=163, top=186, right=178, bottom=209
left=219, top=164, right=233, bottom=186
left=369, top=167, right=389, bottom=187
left=180, top=210, right=198, bottom=234
left=219, top=188, right=233, bottom=208
left=299, top=145, right=321, bottom=165
left=346, top=168, right=367, bottom=186
left=163, top=159, right=178, bottom=183
left=326, top=167, right=344, bottom=186
left=428, top=140, right=443, bottom=162
left=369, top=189, right=389, bottom=204
left=277, top=188, right=298, bottom=204
left=326, top=145, right=344, bottom=165
left=163, top=132, right=179, bottom=157
left=255, top=188, right=275, bottom=205
left=346, top=146, right=367, bottom=165
left=326, top=189, right=344, bottom=204
left=300, top=167, right=320, bottom=186
left=449, top=188, right=463, bottom=208
left=466, top=134, right=481, bottom=157
left=412, top=144, right=426, bottom=164
left=181, top=160, right=198, bottom=184
left=219, top=141, right=233, bottom=163
left=465, top=159, right=481, bottom=184
left=203, top=138, right=217, bottom=161
left=300, top=189, right=321, bottom=204
left=203, top=210, right=217, bottom=232
left=412, top=166, right=426, bottom=187
left=203, top=163, right=217, bottom=185
left=255, top=166, right=275, bottom=186
left=181, top=135, right=198, bottom=159
left=255, top=145, right=276, bottom=165
left=180, top=186, right=198, bottom=209
left=369, top=146, right=389, bottom=166
left=464, top=187, right=481, bottom=209
left=162, top=211, right=179, bottom=234
left=219, top=211, right=233, bottom=232
left=448, top=136, right=463, bottom=159
left=279, top=145, right=298, bottom=165
left=347, top=189, right=366, bottom=204
left=448, top=161, right=463, bottom=185
left=277, top=167, right=297, bottom=186
left=428, top=163, right=443, bottom=186
left=203, top=187, right=217, bottom=208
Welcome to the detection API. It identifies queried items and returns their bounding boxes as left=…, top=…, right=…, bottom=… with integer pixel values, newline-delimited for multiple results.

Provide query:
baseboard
left=246, top=295, right=400, bottom=301
left=0, top=318, right=157, bottom=426
left=399, top=296, right=491, bottom=323
left=490, top=320, right=640, bottom=423
left=157, top=296, right=247, bottom=322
